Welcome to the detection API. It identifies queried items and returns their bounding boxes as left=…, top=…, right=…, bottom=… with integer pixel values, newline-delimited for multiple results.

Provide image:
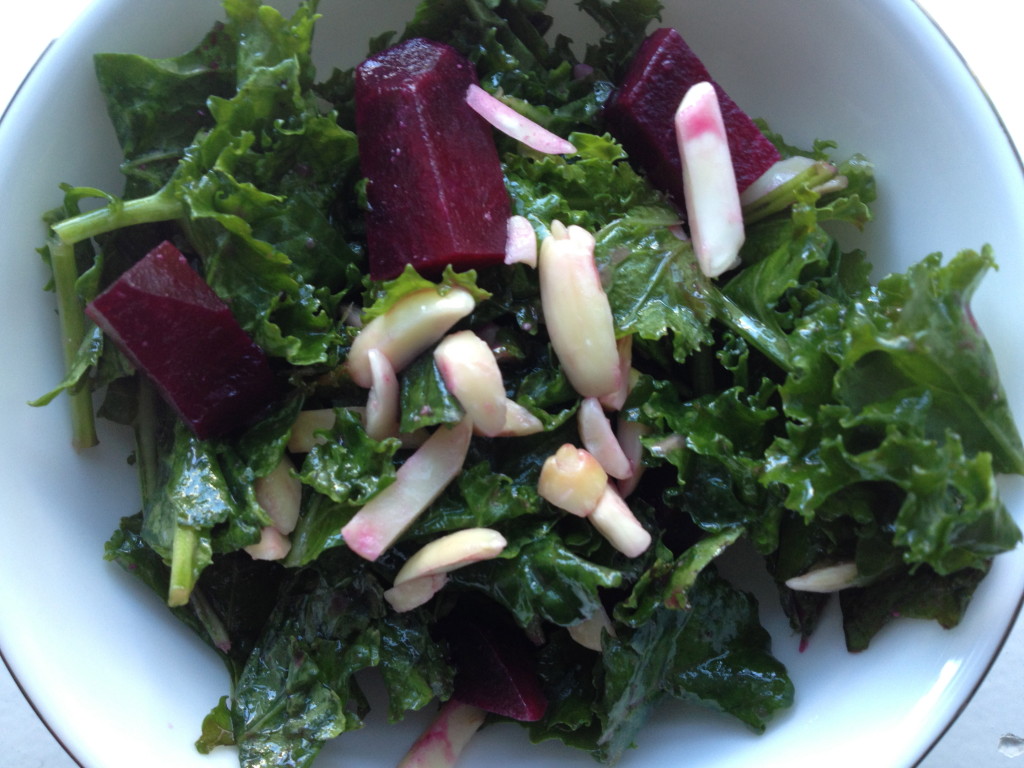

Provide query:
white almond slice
left=539, top=222, right=621, bottom=398
left=505, top=215, right=538, bottom=268
left=254, top=454, right=302, bottom=534
left=615, top=415, right=650, bottom=499
left=466, top=83, right=576, bottom=155
left=489, top=399, right=544, bottom=437
left=365, top=348, right=400, bottom=441
left=588, top=484, right=652, bottom=558
left=287, top=408, right=337, bottom=453
left=434, top=330, right=508, bottom=437
left=397, top=699, right=487, bottom=768
left=347, top=287, right=476, bottom=388
left=578, top=397, right=632, bottom=480
left=244, top=526, right=292, bottom=562
left=785, top=562, right=859, bottom=593
left=568, top=605, right=616, bottom=652
left=675, top=81, right=745, bottom=278
left=384, top=573, right=449, bottom=613
left=341, top=418, right=473, bottom=562
left=598, top=335, right=633, bottom=412
left=537, top=444, right=608, bottom=518
left=393, top=527, right=507, bottom=586
left=739, top=155, right=817, bottom=207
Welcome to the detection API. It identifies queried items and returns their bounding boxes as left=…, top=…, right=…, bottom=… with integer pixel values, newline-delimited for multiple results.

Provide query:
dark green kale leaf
left=839, top=562, right=990, bottom=652
left=140, top=422, right=270, bottom=605
left=398, top=0, right=626, bottom=136
left=530, top=563, right=791, bottom=764
left=51, top=0, right=365, bottom=371
left=105, top=514, right=287, bottom=684
left=407, top=460, right=543, bottom=537
left=578, top=0, right=663, bottom=82
left=399, top=354, right=465, bottom=434
left=847, top=248, right=1024, bottom=475
left=664, top=567, right=793, bottom=732
left=762, top=249, right=1024, bottom=578
left=451, top=518, right=624, bottom=629
left=297, top=408, right=400, bottom=505
left=93, top=23, right=237, bottom=195
left=230, top=551, right=453, bottom=767
left=286, top=409, right=402, bottom=566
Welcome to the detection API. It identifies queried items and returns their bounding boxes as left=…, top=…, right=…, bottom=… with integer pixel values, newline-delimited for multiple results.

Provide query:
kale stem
left=134, top=377, right=161, bottom=500
left=742, top=161, right=839, bottom=225
left=189, top=586, right=232, bottom=654
left=169, top=524, right=198, bottom=607
left=48, top=237, right=97, bottom=450
left=51, top=189, right=185, bottom=246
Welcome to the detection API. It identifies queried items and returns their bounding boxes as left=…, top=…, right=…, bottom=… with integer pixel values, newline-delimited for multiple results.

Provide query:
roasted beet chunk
left=443, top=616, right=548, bottom=722
left=86, top=241, right=279, bottom=439
left=355, top=38, right=510, bottom=280
left=604, top=27, right=781, bottom=213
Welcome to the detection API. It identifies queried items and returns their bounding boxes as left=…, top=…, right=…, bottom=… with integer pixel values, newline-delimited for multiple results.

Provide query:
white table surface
left=1, top=1, right=1022, bottom=767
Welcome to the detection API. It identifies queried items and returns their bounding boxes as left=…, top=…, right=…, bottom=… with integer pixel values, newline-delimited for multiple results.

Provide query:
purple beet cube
left=605, top=27, right=781, bottom=213
left=85, top=241, right=279, bottom=439
left=355, top=38, right=510, bottom=281
left=444, top=617, right=548, bottom=722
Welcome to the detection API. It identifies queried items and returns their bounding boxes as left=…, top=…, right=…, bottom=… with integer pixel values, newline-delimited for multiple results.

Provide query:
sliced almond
left=598, top=335, right=633, bottom=412
left=394, top=528, right=507, bottom=586
left=578, top=397, right=632, bottom=480
left=397, top=699, right=487, bottom=768
left=538, top=444, right=608, bottom=518
left=287, top=408, right=337, bottom=453
left=434, top=330, right=508, bottom=438
left=568, top=605, right=616, bottom=652
left=505, top=214, right=538, bottom=268
left=341, top=418, right=473, bottom=562
left=244, top=526, right=292, bottom=562
left=384, top=573, right=449, bottom=613
left=346, top=287, right=476, bottom=388
left=588, top=484, right=651, bottom=558
left=365, top=348, right=400, bottom=441
left=488, top=399, right=544, bottom=437
left=615, top=415, right=650, bottom=499
left=465, top=84, right=576, bottom=155
left=785, top=562, right=859, bottom=593
left=675, top=81, right=745, bottom=278
left=255, top=454, right=302, bottom=534
left=538, top=221, right=621, bottom=398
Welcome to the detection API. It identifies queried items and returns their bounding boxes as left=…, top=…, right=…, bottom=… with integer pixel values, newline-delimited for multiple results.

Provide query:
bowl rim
left=2, top=1, right=1023, bottom=767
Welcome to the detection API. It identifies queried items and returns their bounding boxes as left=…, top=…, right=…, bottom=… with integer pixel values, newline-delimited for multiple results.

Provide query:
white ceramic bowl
left=1, top=1, right=1023, bottom=767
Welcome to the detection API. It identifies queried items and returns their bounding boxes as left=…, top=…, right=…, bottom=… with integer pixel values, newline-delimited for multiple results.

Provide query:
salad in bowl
left=9, top=0, right=1024, bottom=766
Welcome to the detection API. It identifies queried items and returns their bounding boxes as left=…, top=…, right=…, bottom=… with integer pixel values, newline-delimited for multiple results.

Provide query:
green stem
left=134, top=378, right=161, bottom=501
left=48, top=238, right=97, bottom=450
left=51, top=189, right=185, bottom=246
left=169, top=524, right=199, bottom=607
left=742, top=161, right=839, bottom=225
left=47, top=188, right=185, bottom=449
left=189, top=587, right=232, bottom=653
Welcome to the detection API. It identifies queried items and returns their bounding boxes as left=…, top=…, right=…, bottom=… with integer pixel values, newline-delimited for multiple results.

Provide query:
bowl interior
left=1, top=1, right=1022, bottom=767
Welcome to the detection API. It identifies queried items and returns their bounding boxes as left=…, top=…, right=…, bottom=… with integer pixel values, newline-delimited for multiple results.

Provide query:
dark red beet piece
left=85, top=241, right=279, bottom=439
left=604, top=27, right=781, bottom=213
left=355, top=38, right=510, bottom=281
left=443, top=617, right=548, bottom=722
